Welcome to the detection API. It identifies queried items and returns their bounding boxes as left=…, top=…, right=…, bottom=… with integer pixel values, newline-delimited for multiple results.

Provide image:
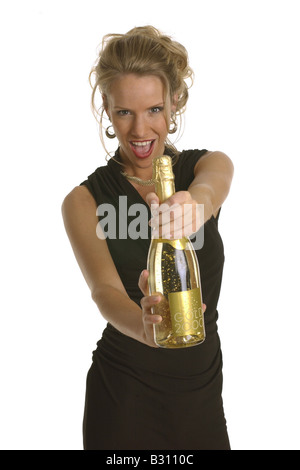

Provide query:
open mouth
left=130, top=140, right=155, bottom=159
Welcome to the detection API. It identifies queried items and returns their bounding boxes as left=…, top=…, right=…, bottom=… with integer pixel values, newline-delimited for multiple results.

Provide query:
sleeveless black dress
left=80, top=148, right=230, bottom=450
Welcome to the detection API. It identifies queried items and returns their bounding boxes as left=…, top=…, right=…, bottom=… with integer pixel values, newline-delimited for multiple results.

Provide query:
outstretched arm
left=61, top=185, right=160, bottom=347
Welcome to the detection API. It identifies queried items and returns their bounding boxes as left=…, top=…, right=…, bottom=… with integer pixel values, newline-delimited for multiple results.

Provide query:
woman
left=62, top=26, right=234, bottom=450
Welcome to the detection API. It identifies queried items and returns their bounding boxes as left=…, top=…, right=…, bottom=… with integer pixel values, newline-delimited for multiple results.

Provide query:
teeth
left=131, top=140, right=152, bottom=147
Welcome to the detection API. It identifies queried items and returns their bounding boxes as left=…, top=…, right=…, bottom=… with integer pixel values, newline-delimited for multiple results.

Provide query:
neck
left=118, top=150, right=154, bottom=182
left=117, top=146, right=159, bottom=178
left=120, top=169, right=156, bottom=186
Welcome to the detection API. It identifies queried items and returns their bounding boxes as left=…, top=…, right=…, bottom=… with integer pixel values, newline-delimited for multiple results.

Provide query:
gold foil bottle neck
left=152, top=155, right=175, bottom=202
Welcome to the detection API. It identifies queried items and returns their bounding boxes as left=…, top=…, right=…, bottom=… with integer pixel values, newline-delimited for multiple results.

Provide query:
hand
left=138, top=269, right=162, bottom=348
left=138, top=269, right=207, bottom=348
left=146, top=191, right=203, bottom=239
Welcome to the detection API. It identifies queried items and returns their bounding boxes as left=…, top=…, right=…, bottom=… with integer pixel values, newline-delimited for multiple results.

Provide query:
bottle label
left=168, top=288, right=204, bottom=337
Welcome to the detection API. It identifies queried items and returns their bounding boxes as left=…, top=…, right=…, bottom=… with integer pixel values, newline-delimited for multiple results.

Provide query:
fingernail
left=153, top=315, right=162, bottom=323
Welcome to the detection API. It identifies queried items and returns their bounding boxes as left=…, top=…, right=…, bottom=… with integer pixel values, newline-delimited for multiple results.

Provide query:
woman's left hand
left=146, top=191, right=203, bottom=239
left=138, top=269, right=162, bottom=348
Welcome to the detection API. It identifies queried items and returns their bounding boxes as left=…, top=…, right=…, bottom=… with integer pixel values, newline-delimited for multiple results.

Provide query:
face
left=104, top=74, right=175, bottom=174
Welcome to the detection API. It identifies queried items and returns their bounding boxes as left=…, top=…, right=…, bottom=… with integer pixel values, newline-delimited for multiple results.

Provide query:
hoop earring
left=105, top=125, right=116, bottom=139
left=168, top=115, right=178, bottom=134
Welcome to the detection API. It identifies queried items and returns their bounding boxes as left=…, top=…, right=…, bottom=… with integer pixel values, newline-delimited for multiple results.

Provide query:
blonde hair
left=89, top=26, right=194, bottom=158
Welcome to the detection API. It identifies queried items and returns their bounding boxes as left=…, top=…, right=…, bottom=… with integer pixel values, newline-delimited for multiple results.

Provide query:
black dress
left=80, top=148, right=230, bottom=450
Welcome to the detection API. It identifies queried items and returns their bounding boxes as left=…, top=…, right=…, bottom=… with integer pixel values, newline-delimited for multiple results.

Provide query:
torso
left=128, top=183, right=156, bottom=203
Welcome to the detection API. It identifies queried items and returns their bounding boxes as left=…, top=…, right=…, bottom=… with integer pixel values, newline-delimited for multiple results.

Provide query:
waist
left=93, top=320, right=222, bottom=379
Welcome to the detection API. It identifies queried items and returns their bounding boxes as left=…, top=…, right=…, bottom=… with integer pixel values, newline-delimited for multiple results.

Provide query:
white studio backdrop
left=0, top=0, right=299, bottom=450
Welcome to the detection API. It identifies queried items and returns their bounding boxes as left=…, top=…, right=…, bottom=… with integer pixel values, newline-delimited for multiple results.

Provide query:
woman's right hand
left=138, top=269, right=162, bottom=348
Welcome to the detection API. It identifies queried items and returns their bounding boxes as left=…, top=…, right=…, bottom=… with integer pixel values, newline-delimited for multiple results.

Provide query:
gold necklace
left=120, top=171, right=156, bottom=186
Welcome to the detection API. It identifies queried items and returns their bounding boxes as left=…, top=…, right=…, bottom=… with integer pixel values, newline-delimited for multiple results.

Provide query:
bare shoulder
left=62, top=185, right=96, bottom=212
left=61, top=186, right=98, bottom=229
left=61, top=185, right=99, bottom=249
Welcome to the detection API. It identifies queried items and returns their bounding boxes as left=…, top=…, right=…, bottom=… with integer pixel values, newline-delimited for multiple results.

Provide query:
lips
left=130, top=140, right=155, bottom=159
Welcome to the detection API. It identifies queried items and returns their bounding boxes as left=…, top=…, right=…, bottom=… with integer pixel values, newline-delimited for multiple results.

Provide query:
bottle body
left=147, top=155, right=205, bottom=349
left=147, top=237, right=205, bottom=348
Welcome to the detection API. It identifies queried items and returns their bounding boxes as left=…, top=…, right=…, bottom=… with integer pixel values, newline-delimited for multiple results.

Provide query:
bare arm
left=61, top=185, right=160, bottom=347
left=188, top=150, right=234, bottom=221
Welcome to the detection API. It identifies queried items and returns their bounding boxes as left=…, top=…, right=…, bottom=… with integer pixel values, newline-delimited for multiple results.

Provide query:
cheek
left=159, top=120, right=169, bottom=138
left=111, top=120, right=128, bottom=139
left=155, top=114, right=168, bottom=132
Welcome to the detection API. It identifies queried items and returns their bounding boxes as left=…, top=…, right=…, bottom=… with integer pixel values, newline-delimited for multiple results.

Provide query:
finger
left=150, top=201, right=191, bottom=228
left=160, top=201, right=198, bottom=226
left=163, top=191, right=192, bottom=207
left=149, top=203, right=180, bottom=236
left=148, top=192, right=193, bottom=222
left=144, top=312, right=162, bottom=325
left=170, top=220, right=200, bottom=239
left=151, top=202, right=202, bottom=239
left=138, top=269, right=149, bottom=296
left=140, top=293, right=161, bottom=311
left=145, top=193, right=160, bottom=215
left=141, top=294, right=162, bottom=323
left=145, top=192, right=158, bottom=206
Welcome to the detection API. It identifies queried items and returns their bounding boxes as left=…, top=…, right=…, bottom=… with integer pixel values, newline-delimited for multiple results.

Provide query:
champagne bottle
left=147, top=155, right=205, bottom=348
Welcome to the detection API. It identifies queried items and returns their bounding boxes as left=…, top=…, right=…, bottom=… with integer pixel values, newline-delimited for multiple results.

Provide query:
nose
left=131, top=114, right=147, bottom=138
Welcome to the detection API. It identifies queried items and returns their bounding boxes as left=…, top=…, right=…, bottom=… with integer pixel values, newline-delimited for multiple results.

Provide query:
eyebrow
left=113, top=102, right=165, bottom=110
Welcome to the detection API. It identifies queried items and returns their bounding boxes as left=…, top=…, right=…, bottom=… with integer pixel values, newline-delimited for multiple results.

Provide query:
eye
left=117, top=109, right=131, bottom=116
left=150, top=106, right=164, bottom=114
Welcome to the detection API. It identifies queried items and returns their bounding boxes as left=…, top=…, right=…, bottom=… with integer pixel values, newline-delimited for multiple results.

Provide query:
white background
left=1, top=0, right=299, bottom=450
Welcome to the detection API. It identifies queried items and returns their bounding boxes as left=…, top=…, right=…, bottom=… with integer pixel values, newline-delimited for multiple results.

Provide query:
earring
left=105, top=125, right=116, bottom=139
left=168, top=115, right=178, bottom=134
